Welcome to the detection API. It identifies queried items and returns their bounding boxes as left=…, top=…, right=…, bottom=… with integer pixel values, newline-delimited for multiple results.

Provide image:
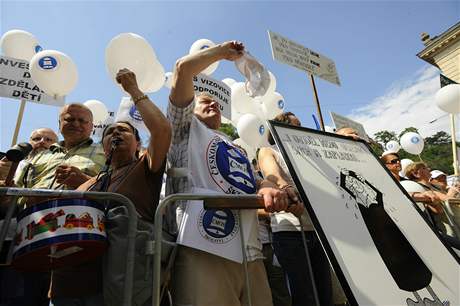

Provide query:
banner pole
left=308, top=74, right=325, bottom=131
left=11, top=99, right=26, bottom=146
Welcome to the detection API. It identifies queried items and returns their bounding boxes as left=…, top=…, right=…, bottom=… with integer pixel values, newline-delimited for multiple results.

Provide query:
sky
left=0, top=0, right=459, bottom=152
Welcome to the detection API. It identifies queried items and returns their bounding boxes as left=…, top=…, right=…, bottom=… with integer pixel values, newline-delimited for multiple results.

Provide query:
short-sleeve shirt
left=15, top=138, right=105, bottom=190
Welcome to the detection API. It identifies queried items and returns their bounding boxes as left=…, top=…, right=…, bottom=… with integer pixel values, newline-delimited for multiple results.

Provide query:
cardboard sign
left=330, top=111, right=369, bottom=141
left=269, top=122, right=460, bottom=306
left=268, top=30, right=340, bottom=86
left=193, top=73, right=231, bottom=120
left=0, top=55, right=64, bottom=106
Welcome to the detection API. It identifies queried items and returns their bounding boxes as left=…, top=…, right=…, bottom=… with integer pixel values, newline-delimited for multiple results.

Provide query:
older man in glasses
left=0, top=128, right=58, bottom=181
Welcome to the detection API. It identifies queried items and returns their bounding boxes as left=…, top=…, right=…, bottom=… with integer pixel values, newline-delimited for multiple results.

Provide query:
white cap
left=430, top=170, right=447, bottom=179
left=381, top=150, right=399, bottom=158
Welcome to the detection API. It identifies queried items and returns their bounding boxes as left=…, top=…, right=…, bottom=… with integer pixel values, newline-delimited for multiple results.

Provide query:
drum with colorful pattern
left=13, top=198, right=107, bottom=271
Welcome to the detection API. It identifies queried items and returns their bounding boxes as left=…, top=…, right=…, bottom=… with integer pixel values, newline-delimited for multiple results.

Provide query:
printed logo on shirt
left=197, top=208, right=239, bottom=244
left=206, top=136, right=256, bottom=194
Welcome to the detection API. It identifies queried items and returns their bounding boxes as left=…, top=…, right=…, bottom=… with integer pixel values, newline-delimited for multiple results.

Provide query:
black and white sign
left=0, top=55, right=64, bottom=106
left=269, top=122, right=459, bottom=306
left=268, top=30, right=340, bottom=86
left=193, top=73, right=231, bottom=120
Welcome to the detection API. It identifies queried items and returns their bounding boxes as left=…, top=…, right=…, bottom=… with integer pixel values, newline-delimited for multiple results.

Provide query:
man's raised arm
left=170, top=41, right=244, bottom=108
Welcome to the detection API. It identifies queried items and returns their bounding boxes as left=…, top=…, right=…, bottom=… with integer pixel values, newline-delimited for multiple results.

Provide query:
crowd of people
left=0, top=40, right=458, bottom=306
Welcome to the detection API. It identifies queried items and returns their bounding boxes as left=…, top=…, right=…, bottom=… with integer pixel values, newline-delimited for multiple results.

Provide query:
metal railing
left=152, top=193, right=265, bottom=306
left=0, top=187, right=138, bottom=306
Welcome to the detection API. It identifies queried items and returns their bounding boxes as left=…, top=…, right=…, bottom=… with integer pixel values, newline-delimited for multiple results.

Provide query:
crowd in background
left=0, top=40, right=458, bottom=306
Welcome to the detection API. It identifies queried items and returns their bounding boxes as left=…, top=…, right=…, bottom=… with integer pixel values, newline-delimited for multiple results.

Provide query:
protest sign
left=269, top=122, right=460, bottom=306
left=0, top=55, right=64, bottom=106
left=330, top=112, right=369, bottom=141
left=193, top=73, right=231, bottom=120
left=268, top=30, right=340, bottom=86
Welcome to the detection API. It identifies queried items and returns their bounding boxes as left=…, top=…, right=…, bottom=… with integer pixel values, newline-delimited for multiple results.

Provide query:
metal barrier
left=0, top=187, right=138, bottom=306
left=442, top=199, right=460, bottom=239
left=152, top=193, right=265, bottom=306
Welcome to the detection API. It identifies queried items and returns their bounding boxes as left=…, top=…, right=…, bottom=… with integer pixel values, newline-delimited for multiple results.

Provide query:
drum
left=12, top=198, right=107, bottom=271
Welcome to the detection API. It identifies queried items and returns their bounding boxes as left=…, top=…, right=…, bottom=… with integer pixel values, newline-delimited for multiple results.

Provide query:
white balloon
left=237, top=114, right=266, bottom=147
left=261, top=91, right=285, bottom=120
left=400, top=132, right=424, bottom=155
left=189, top=39, right=219, bottom=75
left=385, top=140, right=400, bottom=153
left=233, top=138, right=256, bottom=161
left=222, top=78, right=236, bottom=87
left=164, top=72, right=173, bottom=89
left=84, top=99, right=109, bottom=124
left=231, top=82, right=258, bottom=114
left=30, top=50, right=78, bottom=97
left=435, top=84, right=460, bottom=114
left=142, top=59, right=165, bottom=93
left=0, top=29, right=42, bottom=61
left=231, top=109, right=244, bottom=127
left=106, top=33, right=157, bottom=92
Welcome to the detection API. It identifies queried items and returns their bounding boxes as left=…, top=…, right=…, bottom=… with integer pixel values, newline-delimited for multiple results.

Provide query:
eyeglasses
left=386, top=159, right=400, bottom=165
left=31, top=136, right=55, bottom=142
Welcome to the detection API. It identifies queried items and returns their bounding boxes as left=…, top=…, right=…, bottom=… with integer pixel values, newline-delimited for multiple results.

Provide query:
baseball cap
left=430, top=170, right=447, bottom=179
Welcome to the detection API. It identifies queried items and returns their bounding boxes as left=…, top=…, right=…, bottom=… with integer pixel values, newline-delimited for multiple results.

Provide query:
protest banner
left=268, top=30, right=340, bottom=86
left=0, top=55, right=64, bottom=105
left=193, top=73, right=231, bottom=120
left=330, top=111, right=369, bottom=141
left=268, top=30, right=341, bottom=130
left=0, top=55, right=64, bottom=145
left=269, top=121, right=460, bottom=306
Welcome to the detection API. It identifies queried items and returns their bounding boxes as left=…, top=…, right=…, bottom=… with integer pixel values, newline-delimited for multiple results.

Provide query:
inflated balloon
left=400, top=132, right=424, bottom=155
left=30, top=50, right=78, bottom=97
left=0, top=29, right=42, bottom=61
left=84, top=100, right=109, bottom=124
left=106, top=33, right=158, bottom=92
left=231, top=82, right=258, bottom=114
left=115, top=97, right=147, bottom=132
left=189, top=39, right=218, bottom=75
left=164, top=72, right=173, bottom=89
left=399, top=158, right=414, bottom=177
left=233, top=138, right=256, bottom=161
left=231, top=110, right=244, bottom=127
left=142, top=59, right=165, bottom=93
left=222, top=78, right=236, bottom=87
left=261, top=92, right=284, bottom=120
left=435, top=84, right=460, bottom=114
left=385, top=140, right=400, bottom=153
left=237, top=114, right=266, bottom=147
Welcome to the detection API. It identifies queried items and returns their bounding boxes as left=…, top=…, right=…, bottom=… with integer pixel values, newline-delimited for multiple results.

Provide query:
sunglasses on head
left=386, top=159, right=400, bottom=164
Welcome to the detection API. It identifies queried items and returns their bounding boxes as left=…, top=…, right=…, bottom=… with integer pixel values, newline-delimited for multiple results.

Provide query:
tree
left=373, top=128, right=459, bottom=174
left=219, top=123, right=239, bottom=140
left=398, top=127, right=419, bottom=139
left=425, top=131, right=451, bottom=145
left=374, top=130, right=397, bottom=145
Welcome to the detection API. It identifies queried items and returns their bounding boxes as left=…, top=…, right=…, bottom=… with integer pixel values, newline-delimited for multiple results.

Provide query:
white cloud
left=349, top=66, right=454, bottom=139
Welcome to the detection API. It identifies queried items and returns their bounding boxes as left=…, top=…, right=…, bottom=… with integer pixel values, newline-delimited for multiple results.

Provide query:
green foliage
left=374, top=128, right=457, bottom=174
left=398, top=127, right=419, bottom=139
left=219, top=123, right=239, bottom=140
left=374, top=130, right=397, bottom=145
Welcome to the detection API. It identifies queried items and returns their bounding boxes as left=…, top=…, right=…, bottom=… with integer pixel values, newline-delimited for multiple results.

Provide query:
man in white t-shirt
left=166, top=40, right=290, bottom=306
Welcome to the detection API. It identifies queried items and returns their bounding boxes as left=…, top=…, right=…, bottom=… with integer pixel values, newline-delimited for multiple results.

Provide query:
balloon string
left=418, top=154, right=424, bottom=162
